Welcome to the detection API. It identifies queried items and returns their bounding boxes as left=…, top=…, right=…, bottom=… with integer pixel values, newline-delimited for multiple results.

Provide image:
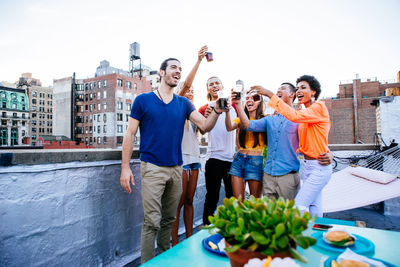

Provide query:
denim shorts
left=228, top=152, right=264, bottom=182
left=182, top=162, right=201, bottom=170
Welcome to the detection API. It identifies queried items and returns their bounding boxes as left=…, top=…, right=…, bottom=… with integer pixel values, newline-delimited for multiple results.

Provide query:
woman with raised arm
left=171, top=46, right=207, bottom=246
left=225, top=90, right=266, bottom=199
left=252, top=75, right=331, bottom=217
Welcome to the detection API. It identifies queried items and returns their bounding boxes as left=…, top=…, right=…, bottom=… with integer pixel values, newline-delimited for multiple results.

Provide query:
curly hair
left=296, top=75, right=321, bottom=100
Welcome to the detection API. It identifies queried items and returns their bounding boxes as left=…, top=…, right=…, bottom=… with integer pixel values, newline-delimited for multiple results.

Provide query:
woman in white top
left=171, top=46, right=207, bottom=246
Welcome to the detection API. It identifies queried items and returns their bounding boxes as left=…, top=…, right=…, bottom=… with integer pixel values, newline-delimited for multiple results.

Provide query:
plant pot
left=225, top=240, right=293, bottom=267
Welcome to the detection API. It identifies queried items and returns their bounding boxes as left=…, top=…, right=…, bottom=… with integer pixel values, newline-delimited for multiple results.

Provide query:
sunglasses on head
left=246, top=94, right=261, bottom=102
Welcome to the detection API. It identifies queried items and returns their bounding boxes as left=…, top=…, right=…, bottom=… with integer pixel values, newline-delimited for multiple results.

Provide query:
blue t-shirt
left=130, top=92, right=195, bottom=166
left=248, top=114, right=300, bottom=176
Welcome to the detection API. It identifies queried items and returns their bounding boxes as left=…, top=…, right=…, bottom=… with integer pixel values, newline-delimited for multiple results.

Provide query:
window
left=2, top=102, right=6, bottom=108
left=97, top=92, right=100, bottom=100
left=21, top=96, right=25, bottom=102
left=85, top=94, right=88, bottom=101
left=1, top=112, right=6, bottom=118
left=98, top=103, right=101, bottom=111
left=126, top=81, right=131, bottom=89
left=103, top=103, right=107, bottom=110
left=97, top=137, right=101, bottom=144
left=90, top=83, right=94, bottom=90
left=97, top=126, right=100, bottom=133
left=12, top=103, right=17, bottom=109
left=117, top=102, right=123, bottom=110
left=89, top=104, right=93, bottom=112
left=134, top=83, right=137, bottom=90
left=103, top=125, right=107, bottom=133
left=85, top=137, right=88, bottom=145
left=117, top=125, right=123, bottom=133
left=32, top=120, right=36, bottom=125
left=89, top=115, right=92, bottom=122
left=0, top=92, right=6, bottom=98
left=103, top=80, right=107, bottom=87
left=117, top=136, right=123, bottom=144
left=85, top=83, right=89, bottom=90
left=126, top=103, right=132, bottom=111
left=125, top=114, right=129, bottom=122
left=117, top=79, right=123, bottom=87
left=85, top=126, right=88, bottom=134
left=103, top=91, right=107, bottom=99
left=103, top=136, right=107, bottom=144
left=22, top=113, right=25, bottom=119
left=98, top=81, right=101, bottom=88
left=32, top=91, right=37, bottom=97
left=22, top=104, right=26, bottom=110
left=85, top=105, right=88, bottom=111
left=85, top=116, right=88, bottom=123
left=12, top=93, right=17, bottom=100
left=13, top=113, right=17, bottom=118
left=32, top=128, right=37, bottom=133
left=32, top=106, right=37, bottom=111
left=89, top=126, right=92, bottom=133
left=97, top=114, right=100, bottom=122
left=117, top=113, right=123, bottom=121
left=90, top=94, right=93, bottom=100
left=103, top=114, right=107, bottom=122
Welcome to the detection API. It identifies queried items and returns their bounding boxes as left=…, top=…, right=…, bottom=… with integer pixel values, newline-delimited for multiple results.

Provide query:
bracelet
left=211, top=106, right=222, bottom=115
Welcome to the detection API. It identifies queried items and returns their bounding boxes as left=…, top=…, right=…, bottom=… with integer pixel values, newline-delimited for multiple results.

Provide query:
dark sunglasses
left=246, top=94, right=261, bottom=102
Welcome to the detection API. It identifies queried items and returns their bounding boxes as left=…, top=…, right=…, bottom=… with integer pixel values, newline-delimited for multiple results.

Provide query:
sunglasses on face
left=246, top=94, right=261, bottom=102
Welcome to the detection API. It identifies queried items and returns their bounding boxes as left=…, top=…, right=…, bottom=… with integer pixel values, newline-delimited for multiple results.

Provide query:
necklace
left=156, top=89, right=165, bottom=103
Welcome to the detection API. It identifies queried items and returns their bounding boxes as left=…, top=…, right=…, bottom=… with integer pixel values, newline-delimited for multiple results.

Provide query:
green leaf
left=225, top=244, right=242, bottom=253
left=250, top=231, right=270, bottom=245
left=238, top=217, right=245, bottom=232
left=289, top=246, right=308, bottom=263
left=267, top=201, right=276, bottom=214
left=294, top=235, right=316, bottom=249
left=276, top=235, right=289, bottom=249
left=261, top=247, right=274, bottom=256
left=275, top=223, right=285, bottom=238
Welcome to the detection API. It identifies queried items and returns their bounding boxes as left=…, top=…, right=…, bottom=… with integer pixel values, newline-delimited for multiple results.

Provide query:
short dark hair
left=281, top=82, right=297, bottom=101
left=296, top=75, right=321, bottom=100
left=160, top=58, right=180, bottom=71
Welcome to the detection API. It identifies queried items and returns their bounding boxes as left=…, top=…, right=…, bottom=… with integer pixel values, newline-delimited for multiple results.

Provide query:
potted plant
left=205, top=196, right=316, bottom=267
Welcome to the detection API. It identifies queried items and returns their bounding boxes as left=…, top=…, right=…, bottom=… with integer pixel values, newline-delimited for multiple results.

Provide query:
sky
left=0, top=0, right=399, bottom=108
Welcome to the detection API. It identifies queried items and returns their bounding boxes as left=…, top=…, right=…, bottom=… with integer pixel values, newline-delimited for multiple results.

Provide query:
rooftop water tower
left=129, top=42, right=142, bottom=79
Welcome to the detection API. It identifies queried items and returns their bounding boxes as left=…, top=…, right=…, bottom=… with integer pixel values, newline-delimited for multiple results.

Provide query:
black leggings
left=202, top=158, right=233, bottom=225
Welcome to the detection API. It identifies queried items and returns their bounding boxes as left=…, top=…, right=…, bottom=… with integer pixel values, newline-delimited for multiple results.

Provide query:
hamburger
left=338, top=259, right=370, bottom=267
left=325, top=231, right=355, bottom=246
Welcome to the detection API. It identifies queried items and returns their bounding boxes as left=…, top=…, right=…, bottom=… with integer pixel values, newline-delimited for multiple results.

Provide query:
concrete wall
left=379, top=96, right=400, bottom=144
left=53, top=78, right=72, bottom=138
left=0, top=151, right=224, bottom=266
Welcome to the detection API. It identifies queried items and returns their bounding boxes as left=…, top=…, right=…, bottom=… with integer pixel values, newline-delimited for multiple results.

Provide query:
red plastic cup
left=205, top=52, right=213, bottom=62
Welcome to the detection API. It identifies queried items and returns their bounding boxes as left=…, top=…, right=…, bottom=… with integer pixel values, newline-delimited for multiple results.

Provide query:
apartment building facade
left=0, top=86, right=29, bottom=146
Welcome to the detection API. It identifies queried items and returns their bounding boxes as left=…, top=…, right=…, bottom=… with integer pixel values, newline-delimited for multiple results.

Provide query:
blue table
left=142, top=222, right=400, bottom=266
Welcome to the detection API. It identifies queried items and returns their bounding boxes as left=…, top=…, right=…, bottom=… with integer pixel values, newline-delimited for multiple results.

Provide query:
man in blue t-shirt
left=233, top=83, right=332, bottom=200
left=120, top=57, right=224, bottom=264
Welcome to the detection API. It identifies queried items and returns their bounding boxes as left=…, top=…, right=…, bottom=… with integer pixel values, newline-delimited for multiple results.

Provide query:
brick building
left=54, top=61, right=153, bottom=148
left=324, top=73, right=400, bottom=144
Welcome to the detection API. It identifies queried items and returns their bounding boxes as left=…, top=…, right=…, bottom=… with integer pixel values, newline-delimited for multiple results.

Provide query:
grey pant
left=140, top=162, right=182, bottom=264
left=263, top=172, right=300, bottom=200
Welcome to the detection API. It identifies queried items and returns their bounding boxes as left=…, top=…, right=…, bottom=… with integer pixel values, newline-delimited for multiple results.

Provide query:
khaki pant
left=263, top=172, right=300, bottom=200
left=140, top=162, right=182, bottom=264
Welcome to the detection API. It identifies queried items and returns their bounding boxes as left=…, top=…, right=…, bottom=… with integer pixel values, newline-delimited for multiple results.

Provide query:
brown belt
left=304, top=154, right=317, bottom=160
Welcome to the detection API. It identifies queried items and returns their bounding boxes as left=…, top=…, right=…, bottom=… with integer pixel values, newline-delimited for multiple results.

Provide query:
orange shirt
left=233, top=118, right=266, bottom=151
left=268, top=95, right=330, bottom=159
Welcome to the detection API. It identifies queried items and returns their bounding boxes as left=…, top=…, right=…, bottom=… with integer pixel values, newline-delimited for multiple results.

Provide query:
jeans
left=202, top=158, right=233, bottom=225
left=295, top=159, right=332, bottom=217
